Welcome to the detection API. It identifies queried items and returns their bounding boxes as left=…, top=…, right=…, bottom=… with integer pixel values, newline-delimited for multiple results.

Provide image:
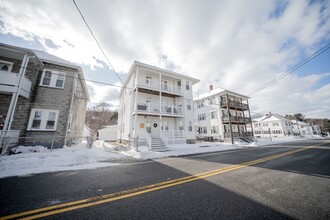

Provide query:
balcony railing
left=220, top=100, right=248, bottom=110
left=136, top=79, right=182, bottom=95
left=0, top=71, right=32, bottom=98
left=222, top=116, right=251, bottom=123
left=161, top=82, right=182, bottom=94
left=224, top=131, right=253, bottom=138
left=136, top=103, right=183, bottom=116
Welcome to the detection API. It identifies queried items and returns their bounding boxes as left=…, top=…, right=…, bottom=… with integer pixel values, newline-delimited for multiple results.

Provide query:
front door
left=151, top=120, right=160, bottom=137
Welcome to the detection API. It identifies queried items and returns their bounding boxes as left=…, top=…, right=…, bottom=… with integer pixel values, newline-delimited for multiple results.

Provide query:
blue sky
left=0, top=0, right=329, bottom=118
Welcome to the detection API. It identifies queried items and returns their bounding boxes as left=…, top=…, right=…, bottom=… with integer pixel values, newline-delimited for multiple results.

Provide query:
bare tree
left=85, top=102, right=118, bottom=132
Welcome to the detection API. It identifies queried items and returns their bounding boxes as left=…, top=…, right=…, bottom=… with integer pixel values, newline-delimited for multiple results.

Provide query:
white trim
left=40, top=69, right=66, bottom=89
left=27, top=108, right=59, bottom=131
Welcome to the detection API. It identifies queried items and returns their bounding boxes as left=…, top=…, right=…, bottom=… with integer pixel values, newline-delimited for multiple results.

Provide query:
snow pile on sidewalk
left=0, top=141, right=239, bottom=179
left=0, top=142, right=132, bottom=179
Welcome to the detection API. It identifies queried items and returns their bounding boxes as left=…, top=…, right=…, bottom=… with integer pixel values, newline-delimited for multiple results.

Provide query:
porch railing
left=136, top=78, right=182, bottom=95
left=136, top=103, right=183, bottom=116
left=0, top=71, right=32, bottom=98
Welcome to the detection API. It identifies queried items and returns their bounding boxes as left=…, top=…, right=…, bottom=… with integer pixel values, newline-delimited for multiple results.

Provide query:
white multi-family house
left=251, top=113, right=294, bottom=138
left=291, top=120, right=313, bottom=137
left=193, top=86, right=253, bottom=143
left=117, top=61, right=199, bottom=149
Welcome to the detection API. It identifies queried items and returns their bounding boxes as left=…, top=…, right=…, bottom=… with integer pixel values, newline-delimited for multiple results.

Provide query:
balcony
left=222, top=116, right=251, bottom=124
left=0, top=71, right=32, bottom=98
left=220, top=100, right=248, bottom=110
left=224, top=131, right=253, bottom=138
left=135, top=103, right=183, bottom=117
left=136, top=79, right=183, bottom=97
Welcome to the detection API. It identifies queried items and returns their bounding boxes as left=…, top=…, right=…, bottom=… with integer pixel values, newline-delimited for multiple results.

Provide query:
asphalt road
left=0, top=139, right=329, bottom=219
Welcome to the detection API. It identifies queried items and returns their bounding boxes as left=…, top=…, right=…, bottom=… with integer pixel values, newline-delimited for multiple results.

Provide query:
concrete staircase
left=151, top=138, right=169, bottom=151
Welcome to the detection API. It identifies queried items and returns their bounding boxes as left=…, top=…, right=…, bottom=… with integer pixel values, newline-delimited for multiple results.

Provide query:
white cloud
left=0, top=0, right=329, bottom=117
left=86, top=81, right=120, bottom=106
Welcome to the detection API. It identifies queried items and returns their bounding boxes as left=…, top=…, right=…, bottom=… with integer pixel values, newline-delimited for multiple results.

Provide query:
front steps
left=151, top=138, right=169, bottom=151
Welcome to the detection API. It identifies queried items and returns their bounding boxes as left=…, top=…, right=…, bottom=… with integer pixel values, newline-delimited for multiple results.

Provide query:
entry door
left=151, top=120, right=160, bottom=137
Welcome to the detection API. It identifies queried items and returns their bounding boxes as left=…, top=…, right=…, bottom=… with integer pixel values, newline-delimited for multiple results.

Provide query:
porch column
left=226, top=93, right=234, bottom=144
left=247, top=99, right=254, bottom=137
left=159, top=73, right=162, bottom=135
left=1, top=53, right=29, bottom=154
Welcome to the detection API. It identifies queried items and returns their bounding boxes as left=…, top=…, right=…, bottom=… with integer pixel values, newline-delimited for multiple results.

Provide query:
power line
left=72, top=0, right=124, bottom=84
left=248, top=42, right=330, bottom=96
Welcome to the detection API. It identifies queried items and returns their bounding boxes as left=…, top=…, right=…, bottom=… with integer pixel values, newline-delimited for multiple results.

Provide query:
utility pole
left=296, top=116, right=302, bottom=138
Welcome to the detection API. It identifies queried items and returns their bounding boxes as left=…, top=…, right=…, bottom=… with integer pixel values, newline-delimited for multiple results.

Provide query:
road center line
left=0, top=145, right=316, bottom=220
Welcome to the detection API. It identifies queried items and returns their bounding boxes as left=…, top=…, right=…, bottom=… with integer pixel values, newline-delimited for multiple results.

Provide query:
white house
left=117, top=61, right=199, bottom=149
left=97, top=125, right=117, bottom=141
left=193, top=86, right=253, bottom=143
left=291, top=120, right=313, bottom=137
left=251, top=113, right=294, bottom=138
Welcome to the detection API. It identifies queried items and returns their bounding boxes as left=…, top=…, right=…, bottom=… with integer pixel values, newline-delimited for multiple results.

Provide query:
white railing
left=161, top=82, right=182, bottom=94
left=136, top=78, right=182, bottom=95
left=136, top=103, right=183, bottom=116
left=161, top=130, right=185, bottom=139
left=161, top=105, right=183, bottom=115
left=0, top=71, right=32, bottom=98
left=0, top=130, right=20, bottom=149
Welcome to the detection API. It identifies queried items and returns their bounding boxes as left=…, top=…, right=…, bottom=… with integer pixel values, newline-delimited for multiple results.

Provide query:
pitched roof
left=194, top=88, right=249, bottom=101
left=119, top=60, right=200, bottom=96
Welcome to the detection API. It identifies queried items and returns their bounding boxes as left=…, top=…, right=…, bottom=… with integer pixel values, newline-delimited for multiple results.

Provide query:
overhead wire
left=72, top=0, right=124, bottom=84
left=248, top=42, right=330, bottom=96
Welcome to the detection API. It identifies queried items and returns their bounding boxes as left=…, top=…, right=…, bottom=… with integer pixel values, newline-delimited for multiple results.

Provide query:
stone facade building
left=0, top=43, right=89, bottom=151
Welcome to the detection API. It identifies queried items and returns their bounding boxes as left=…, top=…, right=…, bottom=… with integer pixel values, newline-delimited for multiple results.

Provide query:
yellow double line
left=0, top=145, right=315, bottom=220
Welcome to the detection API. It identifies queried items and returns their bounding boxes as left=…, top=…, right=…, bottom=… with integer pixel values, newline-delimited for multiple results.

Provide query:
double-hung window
left=40, top=69, right=66, bottom=88
left=28, top=109, right=59, bottom=131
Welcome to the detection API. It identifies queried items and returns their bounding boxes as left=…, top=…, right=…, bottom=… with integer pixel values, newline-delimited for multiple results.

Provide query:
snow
left=0, top=136, right=320, bottom=179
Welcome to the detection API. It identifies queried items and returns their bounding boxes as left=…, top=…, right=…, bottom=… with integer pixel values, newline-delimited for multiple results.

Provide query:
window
left=262, top=123, right=268, bottom=127
left=198, top=113, right=206, bottom=121
left=146, top=76, right=151, bottom=85
left=202, top=127, right=207, bottom=134
left=188, top=121, right=192, bottom=131
left=273, top=122, right=279, bottom=126
left=40, top=69, right=66, bottom=88
left=186, top=80, right=190, bottom=90
left=187, top=105, right=191, bottom=110
left=0, top=60, right=13, bottom=72
left=179, top=121, right=184, bottom=131
left=209, top=97, right=216, bottom=105
left=28, top=109, right=59, bottom=131
left=197, top=101, right=205, bottom=108
left=211, top=126, right=218, bottom=134
left=211, top=111, right=217, bottom=119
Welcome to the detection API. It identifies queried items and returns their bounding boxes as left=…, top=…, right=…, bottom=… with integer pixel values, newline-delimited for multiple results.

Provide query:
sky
left=0, top=0, right=329, bottom=118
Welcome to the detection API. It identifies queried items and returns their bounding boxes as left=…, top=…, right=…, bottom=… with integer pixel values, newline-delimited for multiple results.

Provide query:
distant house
left=97, top=125, right=118, bottom=141
left=83, top=125, right=92, bottom=137
left=0, top=43, right=89, bottom=152
left=291, top=120, right=313, bottom=137
left=117, top=61, right=199, bottom=149
left=251, top=113, right=294, bottom=138
left=193, top=86, right=253, bottom=142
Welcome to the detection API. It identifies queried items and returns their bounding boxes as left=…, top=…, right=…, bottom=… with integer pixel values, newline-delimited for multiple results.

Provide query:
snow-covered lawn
left=0, top=136, right=320, bottom=179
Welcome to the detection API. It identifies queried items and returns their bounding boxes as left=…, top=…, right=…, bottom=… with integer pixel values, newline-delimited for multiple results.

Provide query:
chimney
left=209, top=85, right=213, bottom=91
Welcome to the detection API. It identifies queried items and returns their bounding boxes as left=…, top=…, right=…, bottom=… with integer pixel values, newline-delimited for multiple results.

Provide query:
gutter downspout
left=65, top=72, right=78, bottom=147
left=1, top=54, right=31, bottom=155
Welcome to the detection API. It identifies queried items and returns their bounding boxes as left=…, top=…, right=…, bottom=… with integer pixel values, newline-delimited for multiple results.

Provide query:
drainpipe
left=226, top=93, right=234, bottom=144
left=1, top=54, right=32, bottom=155
left=65, top=72, right=77, bottom=147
